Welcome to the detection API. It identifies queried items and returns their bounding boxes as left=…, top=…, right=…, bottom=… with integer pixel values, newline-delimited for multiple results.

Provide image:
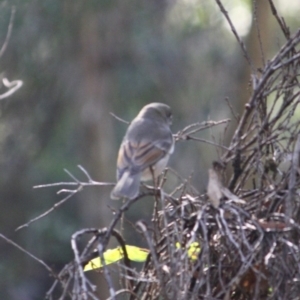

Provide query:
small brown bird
left=207, top=161, right=225, bottom=208
left=207, top=161, right=245, bottom=208
left=111, top=103, right=174, bottom=200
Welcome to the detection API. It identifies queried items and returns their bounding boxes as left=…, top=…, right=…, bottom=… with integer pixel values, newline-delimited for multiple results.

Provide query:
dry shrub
left=47, top=3, right=300, bottom=300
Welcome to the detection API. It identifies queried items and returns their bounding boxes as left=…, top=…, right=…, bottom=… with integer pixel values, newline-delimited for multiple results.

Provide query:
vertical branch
left=286, top=134, right=300, bottom=218
left=0, top=6, right=16, bottom=57
left=214, top=0, right=255, bottom=74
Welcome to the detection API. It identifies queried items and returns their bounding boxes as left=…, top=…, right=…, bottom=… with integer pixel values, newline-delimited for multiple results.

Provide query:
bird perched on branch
left=207, top=161, right=245, bottom=208
left=111, top=103, right=174, bottom=200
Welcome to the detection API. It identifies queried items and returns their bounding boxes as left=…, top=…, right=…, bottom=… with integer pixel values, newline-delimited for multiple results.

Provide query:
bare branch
left=0, top=77, right=23, bottom=100
left=0, top=233, right=55, bottom=274
left=0, top=6, right=16, bottom=57
left=110, top=112, right=130, bottom=124
left=214, top=0, right=255, bottom=73
left=15, top=186, right=82, bottom=231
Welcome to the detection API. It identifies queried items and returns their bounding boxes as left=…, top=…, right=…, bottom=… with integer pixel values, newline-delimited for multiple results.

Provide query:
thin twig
left=268, top=0, right=290, bottom=40
left=177, top=119, right=230, bottom=137
left=0, top=6, right=16, bottom=57
left=225, top=97, right=239, bottom=123
left=286, top=134, right=300, bottom=218
left=0, top=78, right=23, bottom=100
left=15, top=186, right=82, bottom=231
left=214, top=0, right=255, bottom=73
left=183, top=136, right=229, bottom=150
left=110, top=112, right=130, bottom=124
left=252, top=0, right=266, bottom=66
left=0, top=233, right=55, bottom=274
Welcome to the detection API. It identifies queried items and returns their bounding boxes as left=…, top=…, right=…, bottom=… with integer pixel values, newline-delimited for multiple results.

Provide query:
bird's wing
left=117, top=137, right=172, bottom=179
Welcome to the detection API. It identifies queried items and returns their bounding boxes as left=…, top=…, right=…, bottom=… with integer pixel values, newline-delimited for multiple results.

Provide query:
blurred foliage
left=0, top=0, right=299, bottom=298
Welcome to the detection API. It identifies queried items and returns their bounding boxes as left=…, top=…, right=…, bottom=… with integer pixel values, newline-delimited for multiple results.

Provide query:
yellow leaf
left=84, top=245, right=149, bottom=272
left=176, top=242, right=201, bottom=261
left=84, top=242, right=200, bottom=272
left=126, top=245, right=150, bottom=262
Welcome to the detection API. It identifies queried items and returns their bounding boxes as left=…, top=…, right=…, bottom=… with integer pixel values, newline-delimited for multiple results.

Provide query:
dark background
left=0, top=0, right=299, bottom=298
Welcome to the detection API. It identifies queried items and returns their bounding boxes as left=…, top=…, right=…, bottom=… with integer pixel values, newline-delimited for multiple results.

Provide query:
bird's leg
left=149, top=166, right=158, bottom=193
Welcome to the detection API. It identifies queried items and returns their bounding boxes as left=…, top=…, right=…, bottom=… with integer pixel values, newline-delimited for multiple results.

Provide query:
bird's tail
left=110, top=172, right=141, bottom=200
